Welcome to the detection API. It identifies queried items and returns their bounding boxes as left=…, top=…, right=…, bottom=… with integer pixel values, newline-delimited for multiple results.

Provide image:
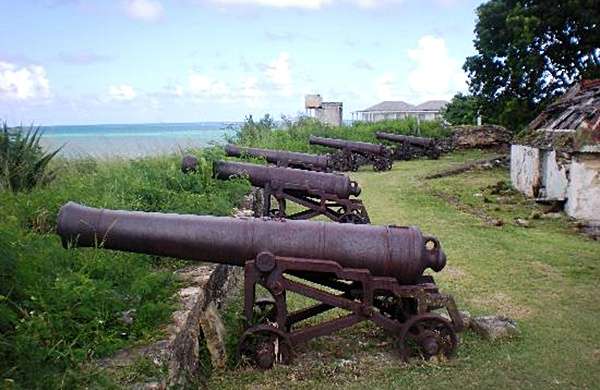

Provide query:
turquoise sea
left=39, top=122, right=239, bottom=158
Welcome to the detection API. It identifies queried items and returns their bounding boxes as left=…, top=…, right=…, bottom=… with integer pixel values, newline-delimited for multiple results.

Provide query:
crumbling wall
left=539, top=150, right=569, bottom=200
left=511, top=145, right=541, bottom=197
left=565, top=155, right=600, bottom=221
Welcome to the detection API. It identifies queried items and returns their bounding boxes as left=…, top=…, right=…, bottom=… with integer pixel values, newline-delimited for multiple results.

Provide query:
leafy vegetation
left=0, top=148, right=250, bottom=388
left=464, top=0, right=600, bottom=132
left=442, top=93, right=480, bottom=125
left=229, top=115, right=451, bottom=153
left=209, top=150, right=600, bottom=389
left=0, top=122, right=62, bottom=193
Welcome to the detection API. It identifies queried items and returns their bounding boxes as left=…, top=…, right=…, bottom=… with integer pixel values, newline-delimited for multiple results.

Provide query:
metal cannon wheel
left=238, top=325, right=292, bottom=369
left=398, top=313, right=458, bottom=362
left=338, top=212, right=370, bottom=224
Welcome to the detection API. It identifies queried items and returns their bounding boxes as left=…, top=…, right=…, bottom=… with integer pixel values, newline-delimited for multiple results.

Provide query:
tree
left=442, top=93, right=480, bottom=125
left=464, top=0, right=600, bottom=132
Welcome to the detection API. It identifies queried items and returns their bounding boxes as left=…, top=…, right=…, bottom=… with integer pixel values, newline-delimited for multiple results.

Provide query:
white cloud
left=266, top=52, right=292, bottom=96
left=0, top=62, right=50, bottom=100
left=188, top=72, right=230, bottom=100
left=241, top=76, right=265, bottom=107
left=108, top=84, right=137, bottom=101
left=125, top=0, right=164, bottom=22
left=375, top=72, right=398, bottom=101
left=406, top=35, right=466, bottom=101
left=209, top=0, right=402, bottom=9
left=211, top=0, right=331, bottom=9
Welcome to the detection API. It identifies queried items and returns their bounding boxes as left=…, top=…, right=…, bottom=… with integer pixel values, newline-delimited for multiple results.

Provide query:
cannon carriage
left=57, top=202, right=464, bottom=369
left=308, top=135, right=393, bottom=172
left=224, top=144, right=331, bottom=172
left=213, top=160, right=370, bottom=224
left=375, top=132, right=441, bottom=160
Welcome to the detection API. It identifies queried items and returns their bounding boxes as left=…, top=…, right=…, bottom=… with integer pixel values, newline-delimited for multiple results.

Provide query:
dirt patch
left=529, top=261, right=564, bottom=281
left=434, top=190, right=504, bottom=227
left=470, top=292, right=533, bottom=319
left=443, top=265, right=468, bottom=281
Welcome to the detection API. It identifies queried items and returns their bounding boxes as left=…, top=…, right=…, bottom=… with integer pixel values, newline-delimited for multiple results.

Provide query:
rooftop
left=517, top=79, right=600, bottom=152
left=356, top=100, right=448, bottom=112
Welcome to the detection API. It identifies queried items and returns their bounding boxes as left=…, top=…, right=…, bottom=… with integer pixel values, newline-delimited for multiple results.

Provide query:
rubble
left=451, top=125, right=512, bottom=150
left=470, top=315, right=520, bottom=341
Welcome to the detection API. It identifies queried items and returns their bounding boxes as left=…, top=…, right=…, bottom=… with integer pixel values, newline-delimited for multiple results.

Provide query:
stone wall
left=511, top=145, right=541, bottom=197
left=565, top=155, right=600, bottom=221
left=511, top=144, right=600, bottom=222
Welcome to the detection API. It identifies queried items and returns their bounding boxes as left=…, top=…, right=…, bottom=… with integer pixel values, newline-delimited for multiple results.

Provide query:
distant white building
left=353, top=100, right=448, bottom=122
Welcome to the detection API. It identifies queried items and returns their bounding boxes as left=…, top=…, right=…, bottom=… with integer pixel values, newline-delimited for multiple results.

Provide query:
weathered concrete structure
left=305, top=94, right=343, bottom=127
left=511, top=79, right=600, bottom=223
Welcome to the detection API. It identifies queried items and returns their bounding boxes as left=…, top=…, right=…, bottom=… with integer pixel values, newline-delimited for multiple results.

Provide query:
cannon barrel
left=57, top=202, right=446, bottom=284
left=214, top=160, right=361, bottom=198
left=309, top=135, right=387, bottom=155
left=375, top=132, right=436, bottom=147
left=225, top=144, right=330, bottom=171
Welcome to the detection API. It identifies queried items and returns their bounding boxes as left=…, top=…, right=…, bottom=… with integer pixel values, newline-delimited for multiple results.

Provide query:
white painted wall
left=511, top=145, right=541, bottom=197
left=565, top=155, right=600, bottom=222
left=540, top=150, right=568, bottom=200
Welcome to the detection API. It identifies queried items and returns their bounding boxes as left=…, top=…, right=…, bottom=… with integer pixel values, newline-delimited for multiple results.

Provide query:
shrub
left=0, top=122, right=62, bottom=193
left=229, top=115, right=452, bottom=153
left=0, top=149, right=250, bottom=387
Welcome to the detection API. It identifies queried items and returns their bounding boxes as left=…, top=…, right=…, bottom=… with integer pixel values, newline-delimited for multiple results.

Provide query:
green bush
left=0, top=149, right=250, bottom=388
left=0, top=122, right=62, bottom=193
left=229, top=115, right=452, bottom=153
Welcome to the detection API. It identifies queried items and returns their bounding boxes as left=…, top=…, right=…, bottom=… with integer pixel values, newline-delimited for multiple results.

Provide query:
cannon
left=213, top=160, right=370, bottom=224
left=57, top=202, right=464, bottom=369
left=224, top=144, right=331, bottom=172
left=308, top=135, right=393, bottom=172
left=375, top=132, right=441, bottom=160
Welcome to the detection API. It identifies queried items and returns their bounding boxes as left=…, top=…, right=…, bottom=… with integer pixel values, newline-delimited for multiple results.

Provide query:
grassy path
left=209, top=150, right=600, bottom=389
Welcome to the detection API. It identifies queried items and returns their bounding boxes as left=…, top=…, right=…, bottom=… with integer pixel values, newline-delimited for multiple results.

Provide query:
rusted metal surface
left=57, top=202, right=463, bottom=368
left=213, top=161, right=369, bottom=224
left=224, top=144, right=331, bottom=172
left=308, top=135, right=393, bottom=172
left=181, top=155, right=199, bottom=173
left=376, top=132, right=441, bottom=160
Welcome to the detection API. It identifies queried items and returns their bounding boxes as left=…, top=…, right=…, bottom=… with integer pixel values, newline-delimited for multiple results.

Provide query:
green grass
left=208, top=150, right=600, bottom=389
left=0, top=149, right=250, bottom=388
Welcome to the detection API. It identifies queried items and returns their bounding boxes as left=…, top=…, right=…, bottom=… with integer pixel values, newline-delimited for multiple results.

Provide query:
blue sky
left=0, top=0, right=484, bottom=125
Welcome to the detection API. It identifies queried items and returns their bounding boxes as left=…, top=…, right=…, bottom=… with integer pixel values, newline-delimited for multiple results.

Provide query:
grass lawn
left=208, top=150, right=600, bottom=389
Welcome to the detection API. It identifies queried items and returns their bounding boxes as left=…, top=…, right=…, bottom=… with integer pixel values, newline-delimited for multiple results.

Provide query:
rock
left=119, top=309, right=136, bottom=326
left=451, top=125, right=512, bottom=150
left=199, top=302, right=227, bottom=370
left=541, top=212, right=563, bottom=219
left=459, top=311, right=472, bottom=329
left=470, top=315, right=519, bottom=340
left=514, top=218, right=530, bottom=227
left=490, top=219, right=504, bottom=227
left=529, top=211, right=542, bottom=220
left=578, top=221, right=600, bottom=240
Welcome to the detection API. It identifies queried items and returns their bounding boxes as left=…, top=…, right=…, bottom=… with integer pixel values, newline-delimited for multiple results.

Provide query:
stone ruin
left=510, top=79, right=600, bottom=237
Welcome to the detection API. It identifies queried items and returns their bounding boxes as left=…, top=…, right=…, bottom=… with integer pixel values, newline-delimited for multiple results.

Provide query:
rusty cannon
left=213, top=160, right=370, bottom=224
left=224, top=144, right=331, bottom=172
left=375, top=132, right=441, bottom=160
left=308, top=135, right=393, bottom=172
left=57, top=201, right=464, bottom=369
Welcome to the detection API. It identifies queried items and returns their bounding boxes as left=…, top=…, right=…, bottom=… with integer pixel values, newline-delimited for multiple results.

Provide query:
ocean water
left=39, top=122, right=239, bottom=159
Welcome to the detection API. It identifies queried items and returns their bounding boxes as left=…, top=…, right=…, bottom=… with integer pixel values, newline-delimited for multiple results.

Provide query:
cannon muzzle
left=57, top=202, right=446, bottom=284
